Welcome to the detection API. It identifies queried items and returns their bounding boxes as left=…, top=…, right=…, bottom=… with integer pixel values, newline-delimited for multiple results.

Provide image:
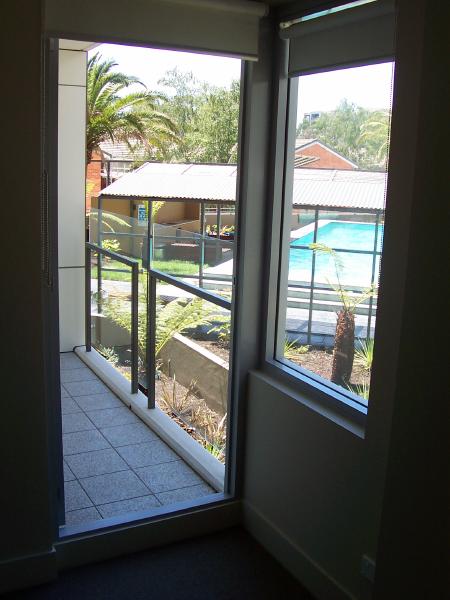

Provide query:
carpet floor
left=6, top=527, right=314, bottom=599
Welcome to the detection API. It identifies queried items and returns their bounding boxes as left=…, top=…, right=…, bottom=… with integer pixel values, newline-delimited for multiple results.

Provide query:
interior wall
left=243, top=373, right=377, bottom=600
left=373, top=2, right=448, bottom=597
left=1, top=0, right=55, bottom=591
left=242, top=2, right=442, bottom=600
left=58, top=47, right=87, bottom=351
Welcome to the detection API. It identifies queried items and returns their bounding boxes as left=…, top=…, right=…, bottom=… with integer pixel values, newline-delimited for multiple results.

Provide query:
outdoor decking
left=60, top=352, right=214, bottom=529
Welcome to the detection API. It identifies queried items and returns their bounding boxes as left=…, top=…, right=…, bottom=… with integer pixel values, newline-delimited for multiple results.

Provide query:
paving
left=60, top=352, right=214, bottom=529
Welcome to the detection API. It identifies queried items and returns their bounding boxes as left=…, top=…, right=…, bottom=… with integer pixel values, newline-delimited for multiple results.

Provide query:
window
left=272, top=1, right=396, bottom=408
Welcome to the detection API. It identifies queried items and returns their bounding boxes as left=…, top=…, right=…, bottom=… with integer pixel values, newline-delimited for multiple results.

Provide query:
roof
left=99, top=162, right=387, bottom=210
left=100, top=163, right=238, bottom=203
left=292, top=169, right=387, bottom=210
left=295, top=138, right=317, bottom=148
left=99, top=141, right=147, bottom=161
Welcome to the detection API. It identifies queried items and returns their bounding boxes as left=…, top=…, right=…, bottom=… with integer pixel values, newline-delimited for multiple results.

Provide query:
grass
left=91, top=258, right=208, bottom=281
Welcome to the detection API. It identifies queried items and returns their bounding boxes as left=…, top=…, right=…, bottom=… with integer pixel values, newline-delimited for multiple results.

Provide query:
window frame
left=262, top=33, right=395, bottom=432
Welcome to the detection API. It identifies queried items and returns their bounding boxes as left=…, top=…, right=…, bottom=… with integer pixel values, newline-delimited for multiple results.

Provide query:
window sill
left=259, top=359, right=367, bottom=438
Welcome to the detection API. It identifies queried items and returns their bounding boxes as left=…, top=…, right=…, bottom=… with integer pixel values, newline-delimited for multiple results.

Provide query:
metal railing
left=85, top=242, right=140, bottom=394
left=288, top=207, right=383, bottom=343
left=145, top=268, right=232, bottom=409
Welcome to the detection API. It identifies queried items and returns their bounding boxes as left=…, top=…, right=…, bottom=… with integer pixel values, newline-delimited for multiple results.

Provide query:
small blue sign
left=137, top=204, right=147, bottom=224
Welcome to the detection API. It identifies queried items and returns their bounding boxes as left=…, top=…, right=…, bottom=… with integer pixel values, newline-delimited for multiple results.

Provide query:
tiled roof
left=295, top=138, right=317, bottom=148
left=99, top=141, right=147, bottom=161
left=100, top=162, right=387, bottom=210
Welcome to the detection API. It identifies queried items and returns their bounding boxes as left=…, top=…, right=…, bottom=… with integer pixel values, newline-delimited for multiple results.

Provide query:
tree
left=310, top=243, right=375, bottom=387
left=188, top=81, right=240, bottom=163
left=297, top=99, right=390, bottom=170
left=86, top=53, right=178, bottom=162
left=157, top=69, right=240, bottom=163
left=358, top=109, right=390, bottom=169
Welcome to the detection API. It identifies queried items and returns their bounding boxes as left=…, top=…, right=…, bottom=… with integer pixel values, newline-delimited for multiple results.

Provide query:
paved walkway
left=60, top=352, right=214, bottom=529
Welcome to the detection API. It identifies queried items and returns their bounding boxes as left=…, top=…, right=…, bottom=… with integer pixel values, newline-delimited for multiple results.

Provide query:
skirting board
left=0, top=548, right=57, bottom=595
left=242, top=501, right=356, bottom=600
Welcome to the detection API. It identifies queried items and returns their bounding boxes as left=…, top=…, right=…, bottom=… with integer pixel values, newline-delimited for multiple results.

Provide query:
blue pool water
left=289, top=221, right=384, bottom=287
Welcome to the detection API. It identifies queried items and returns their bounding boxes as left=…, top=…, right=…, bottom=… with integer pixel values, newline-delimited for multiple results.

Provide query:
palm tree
left=310, top=243, right=375, bottom=387
left=86, top=53, right=178, bottom=162
left=358, top=109, right=391, bottom=169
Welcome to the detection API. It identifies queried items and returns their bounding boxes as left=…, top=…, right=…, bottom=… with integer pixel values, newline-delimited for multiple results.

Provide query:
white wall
left=241, top=3, right=446, bottom=600
left=58, top=48, right=87, bottom=351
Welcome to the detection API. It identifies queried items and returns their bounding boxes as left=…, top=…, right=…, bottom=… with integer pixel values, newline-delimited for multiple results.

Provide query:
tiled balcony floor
left=60, top=352, right=214, bottom=528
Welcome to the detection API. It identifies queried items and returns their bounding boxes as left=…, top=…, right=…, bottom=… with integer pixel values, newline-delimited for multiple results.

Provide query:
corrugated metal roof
left=100, top=163, right=387, bottom=210
left=292, top=169, right=387, bottom=210
left=100, top=163, right=238, bottom=202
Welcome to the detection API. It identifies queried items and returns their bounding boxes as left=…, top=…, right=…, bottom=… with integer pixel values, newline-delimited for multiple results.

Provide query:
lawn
left=91, top=258, right=208, bottom=281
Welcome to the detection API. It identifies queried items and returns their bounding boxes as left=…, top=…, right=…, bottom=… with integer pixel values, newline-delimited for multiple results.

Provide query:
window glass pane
left=277, top=62, right=394, bottom=404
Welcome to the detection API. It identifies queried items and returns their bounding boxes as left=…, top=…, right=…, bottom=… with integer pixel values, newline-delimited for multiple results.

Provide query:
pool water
left=289, top=221, right=384, bottom=287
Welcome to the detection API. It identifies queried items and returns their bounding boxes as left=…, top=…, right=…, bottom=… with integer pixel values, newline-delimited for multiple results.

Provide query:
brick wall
left=296, top=142, right=356, bottom=170
left=86, top=149, right=102, bottom=211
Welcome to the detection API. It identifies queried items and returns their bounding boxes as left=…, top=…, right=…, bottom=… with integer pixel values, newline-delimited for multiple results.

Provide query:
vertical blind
left=280, top=0, right=396, bottom=75
left=44, top=0, right=267, bottom=60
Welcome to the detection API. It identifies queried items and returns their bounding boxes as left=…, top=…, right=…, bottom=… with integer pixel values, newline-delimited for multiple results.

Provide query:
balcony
left=61, top=351, right=217, bottom=530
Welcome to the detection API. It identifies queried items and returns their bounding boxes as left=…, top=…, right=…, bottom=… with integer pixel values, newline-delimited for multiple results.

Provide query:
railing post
left=216, top=203, right=222, bottom=263
left=147, top=273, right=156, bottom=409
left=366, top=210, right=381, bottom=339
left=97, top=195, right=103, bottom=314
left=307, top=209, right=319, bottom=345
left=199, top=201, right=205, bottom=288
left=85, top=245, right=91, bottom=351
left=131, top=262, right=139, bottom=394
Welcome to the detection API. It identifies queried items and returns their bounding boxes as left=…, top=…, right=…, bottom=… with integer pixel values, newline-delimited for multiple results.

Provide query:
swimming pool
left=289, top=220, right=384, bottom=288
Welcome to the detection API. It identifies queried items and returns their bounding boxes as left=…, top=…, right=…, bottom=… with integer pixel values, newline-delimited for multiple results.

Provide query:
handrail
left=146, top=267, right=232, bottom=410
left=85, top=242, right=139, bottom=394
left=149, top=268, right=232, bottom=311
left=85, top=241, right=139, bottom=267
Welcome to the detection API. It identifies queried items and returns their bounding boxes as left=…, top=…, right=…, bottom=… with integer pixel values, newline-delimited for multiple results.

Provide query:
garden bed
left=102, top=359, right=226, bottom=463
left=287, top=348, right=368, bottom=387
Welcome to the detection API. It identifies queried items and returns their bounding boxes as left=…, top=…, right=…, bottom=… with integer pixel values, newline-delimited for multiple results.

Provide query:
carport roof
left=99, top=162, right=387, bottom=210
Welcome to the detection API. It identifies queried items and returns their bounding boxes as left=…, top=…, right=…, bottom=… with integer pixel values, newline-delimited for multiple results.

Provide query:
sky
left=92, top=44, right=394, bottom=123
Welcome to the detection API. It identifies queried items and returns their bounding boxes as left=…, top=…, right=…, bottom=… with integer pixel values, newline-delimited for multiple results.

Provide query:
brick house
left=295, top=138, right=358, bottom=169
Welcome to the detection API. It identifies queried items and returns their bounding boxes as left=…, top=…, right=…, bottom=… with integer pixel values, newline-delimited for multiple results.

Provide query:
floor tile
left=156, top=484, right=215, bottom=506
left=75, top=392, right=123, bottom=411
left=64, top=480, right=93, bottom=511
left=61, top=396, right=81, bottom=414
left=65, top=448, right=128, bottom=479
left=63, top=380, right=109, bottom=397
left=63, top=461, right=76, bottom=482
left=61, top=386, right=70, bottom=399
left=117, top=440, right=179, bottom=469
left=65, top=507, right=102, bottom=527
left=79, top=471, right=149, bottom=505
left=62, top=412, right=95, bottom=434
left=60, top=354, right=85, bottom=370
left=135, top=460, right=204, bottom=494
left=60, top=367, right=98, bottom=383
left=86, top=407, right=140, bottom=429
left=63, top=429, right=110, bottom=455
left=97, top=495, right=161, bottom=519
left=100, top=423, right=158, bottom=447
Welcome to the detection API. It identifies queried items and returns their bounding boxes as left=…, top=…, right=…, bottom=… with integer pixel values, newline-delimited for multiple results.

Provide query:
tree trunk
left=331, top=309, right=355, bottom=386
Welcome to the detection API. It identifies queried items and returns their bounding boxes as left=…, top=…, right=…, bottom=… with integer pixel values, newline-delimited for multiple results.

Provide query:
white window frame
left=262, top=25, right=396, bottom=434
